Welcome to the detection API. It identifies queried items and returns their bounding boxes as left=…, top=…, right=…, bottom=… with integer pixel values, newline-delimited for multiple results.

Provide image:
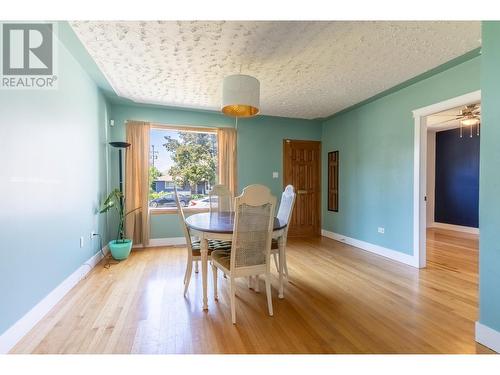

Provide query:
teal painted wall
left=109, top=102, right=321, bottom=239
left=321, top=56, right=480, bottom=254
left=478, top=21, right=500, bottom=333
left=0, top=23, right=110, bottom=334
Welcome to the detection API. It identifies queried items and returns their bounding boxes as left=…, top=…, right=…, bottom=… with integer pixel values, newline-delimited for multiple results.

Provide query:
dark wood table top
left=185, top=211, right=287, bottom=234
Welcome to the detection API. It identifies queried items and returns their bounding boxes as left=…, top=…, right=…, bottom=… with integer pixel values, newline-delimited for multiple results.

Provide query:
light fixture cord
left=236, top=64, right=242, bottom=131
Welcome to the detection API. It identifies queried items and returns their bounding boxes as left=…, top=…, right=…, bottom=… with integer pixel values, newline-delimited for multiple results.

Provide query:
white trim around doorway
left=412, top=90, right=481, bottom=268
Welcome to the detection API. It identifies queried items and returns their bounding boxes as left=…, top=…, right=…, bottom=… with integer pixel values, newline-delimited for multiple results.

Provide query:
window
left=328, top=151, right=339, bottom=212
left=149, top=126, right=218, bottom=210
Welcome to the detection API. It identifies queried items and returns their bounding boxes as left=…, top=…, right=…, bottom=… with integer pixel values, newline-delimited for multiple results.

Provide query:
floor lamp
left=109, top=141, right=131, bottom=211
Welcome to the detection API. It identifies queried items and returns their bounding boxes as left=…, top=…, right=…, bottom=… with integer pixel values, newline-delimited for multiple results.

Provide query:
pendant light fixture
left=433, top=104, right=480, bottom=139
left=221, top=74, right=260, bottom=127
left=460, top=117, right=480, bottom=138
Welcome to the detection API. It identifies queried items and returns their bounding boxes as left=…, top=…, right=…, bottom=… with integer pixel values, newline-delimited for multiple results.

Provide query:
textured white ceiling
left=70, top=21, right=481, bottom=119
left=427, top=107, right=463, bottom=131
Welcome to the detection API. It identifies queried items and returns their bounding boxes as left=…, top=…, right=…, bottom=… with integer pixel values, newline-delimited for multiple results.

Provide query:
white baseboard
left=0, top=245, right=108, bottom=354
left=132, top=237, right=186, bottom=249
left=147, top=237, right=186, bottom=247
left=428, top=222, right=479, bottom=235
left=476, top=321, right=500, bottom=353
left=321, top=229, right=418, bottom=268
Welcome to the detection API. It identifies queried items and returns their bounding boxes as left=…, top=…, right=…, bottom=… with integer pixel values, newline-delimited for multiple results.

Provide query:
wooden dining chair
left=271, top=185, right=296, bottom=278
left=174, top=187, right=231, bottom=295
left=211, top=184, right=276, bottom=324
left=208, top=184, right=233, bottom=265
left=208, top=184, right=233, bottom=212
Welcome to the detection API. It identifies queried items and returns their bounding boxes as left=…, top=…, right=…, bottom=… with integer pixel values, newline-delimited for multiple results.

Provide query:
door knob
left=297, top=190, right=307, bottom=194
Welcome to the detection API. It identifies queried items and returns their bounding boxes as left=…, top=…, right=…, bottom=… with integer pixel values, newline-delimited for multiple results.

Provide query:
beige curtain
left=125, top=120, right=151, bottom=247
left=217, top=127, right=238, bottom=195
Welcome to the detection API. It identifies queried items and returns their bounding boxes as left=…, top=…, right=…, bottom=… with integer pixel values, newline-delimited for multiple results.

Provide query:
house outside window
left=149, top=126, right=218, bottom=210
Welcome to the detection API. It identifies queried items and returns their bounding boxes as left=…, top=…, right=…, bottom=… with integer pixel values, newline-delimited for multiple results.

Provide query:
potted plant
left=99, top=188, right=140, bottom=260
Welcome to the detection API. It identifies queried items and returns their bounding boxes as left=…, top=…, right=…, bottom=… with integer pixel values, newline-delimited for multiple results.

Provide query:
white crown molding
left=0, top=246, right=108, bottom=354
left=476, top=322, right=500, bottom=353
left=321, top=229, right=418, bottom=268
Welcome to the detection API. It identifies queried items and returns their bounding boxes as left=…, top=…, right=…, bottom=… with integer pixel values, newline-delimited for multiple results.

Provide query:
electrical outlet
left=80, top=237, right=84, bottom=248
left=378, top=227, right=385, bottom=234
left=272, top=171, right=279, bottom=179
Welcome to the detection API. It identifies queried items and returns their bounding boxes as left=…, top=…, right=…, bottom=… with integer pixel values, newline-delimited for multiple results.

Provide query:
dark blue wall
left=435, top=128, right=480, bottom=228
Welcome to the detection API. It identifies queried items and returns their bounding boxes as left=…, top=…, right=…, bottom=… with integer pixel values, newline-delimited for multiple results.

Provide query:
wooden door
left=283, top=139, right=321, bottom=237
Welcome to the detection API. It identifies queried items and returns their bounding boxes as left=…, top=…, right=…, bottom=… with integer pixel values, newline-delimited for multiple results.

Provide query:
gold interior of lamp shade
left=221, top=104, right=259, bottom=118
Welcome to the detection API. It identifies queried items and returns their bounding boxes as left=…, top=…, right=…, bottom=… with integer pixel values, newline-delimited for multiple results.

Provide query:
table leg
left=278, top=236, right=284, bottom=299
left=201, top=237, right=209, bottom=310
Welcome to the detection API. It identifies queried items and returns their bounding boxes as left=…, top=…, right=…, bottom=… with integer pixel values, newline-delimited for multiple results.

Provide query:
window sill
left=149, top=207, right=210, bottom=215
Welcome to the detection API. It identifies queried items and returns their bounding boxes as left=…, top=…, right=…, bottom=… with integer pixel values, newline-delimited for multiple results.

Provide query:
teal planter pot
left=108, top=239, right=133, bottom=260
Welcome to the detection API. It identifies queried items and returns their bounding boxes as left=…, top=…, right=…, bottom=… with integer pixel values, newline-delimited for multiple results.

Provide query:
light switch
left=272, top=172, right=279, bottom=179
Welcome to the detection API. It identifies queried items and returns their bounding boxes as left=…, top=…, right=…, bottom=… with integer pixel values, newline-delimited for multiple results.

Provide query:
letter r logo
left=2, top=23, right=53, bottom=75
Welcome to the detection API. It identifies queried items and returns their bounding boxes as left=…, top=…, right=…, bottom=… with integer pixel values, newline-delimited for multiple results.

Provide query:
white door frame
left=412, top=90, right=481, bottom=268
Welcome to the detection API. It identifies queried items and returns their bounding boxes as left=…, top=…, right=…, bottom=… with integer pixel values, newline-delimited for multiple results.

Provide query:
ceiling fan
left=432, top=103, right=480, bottom=138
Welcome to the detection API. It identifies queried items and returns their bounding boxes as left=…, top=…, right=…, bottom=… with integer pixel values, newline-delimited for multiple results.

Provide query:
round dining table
left=185, top=211, right=288, bottom=310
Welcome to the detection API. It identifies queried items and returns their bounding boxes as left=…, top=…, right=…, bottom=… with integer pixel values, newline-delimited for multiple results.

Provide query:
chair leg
left=183, top=258, right=190, bottom=284
left=254, top=275, right=260, bottom=293
left=184, top=261, right=193, bottom=295
left=278, top=243, right=285, bottom=299
left=283, top=250, right=289, bottom=279
left=194, top=260, right=199, bottom=273
left=265, top=273, right=273, bottom=316
left=230, top=277, right=236, bottom=324
left=212, top=264, right=218, bottom=300
left=273, top=253, right=280, bottom=273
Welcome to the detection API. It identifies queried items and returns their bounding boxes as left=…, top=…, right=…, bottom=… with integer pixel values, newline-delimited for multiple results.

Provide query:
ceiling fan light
left=461, top=118, right=479, bottom=126
left=221, top=74, right=260, bottom=118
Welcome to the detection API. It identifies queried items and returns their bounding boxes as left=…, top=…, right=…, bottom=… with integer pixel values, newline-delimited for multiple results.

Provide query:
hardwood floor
left=11, top=229, right=493, bottom=354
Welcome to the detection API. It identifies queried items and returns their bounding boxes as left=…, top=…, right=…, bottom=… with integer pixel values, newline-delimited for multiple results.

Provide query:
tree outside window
left=149, top=127, right=218, bottom=209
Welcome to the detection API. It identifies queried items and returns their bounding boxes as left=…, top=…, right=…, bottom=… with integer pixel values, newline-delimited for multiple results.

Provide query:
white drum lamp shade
left=221, top=74, right=260, bottom=118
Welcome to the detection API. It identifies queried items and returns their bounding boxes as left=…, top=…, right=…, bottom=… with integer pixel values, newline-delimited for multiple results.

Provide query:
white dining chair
left=208, top=184, right=233, bottom=212
left=174, top=187, right=231, bottom=295
left=271, top=185, right=296, bottom=278
left=211, top=184, right=276, bottom=324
